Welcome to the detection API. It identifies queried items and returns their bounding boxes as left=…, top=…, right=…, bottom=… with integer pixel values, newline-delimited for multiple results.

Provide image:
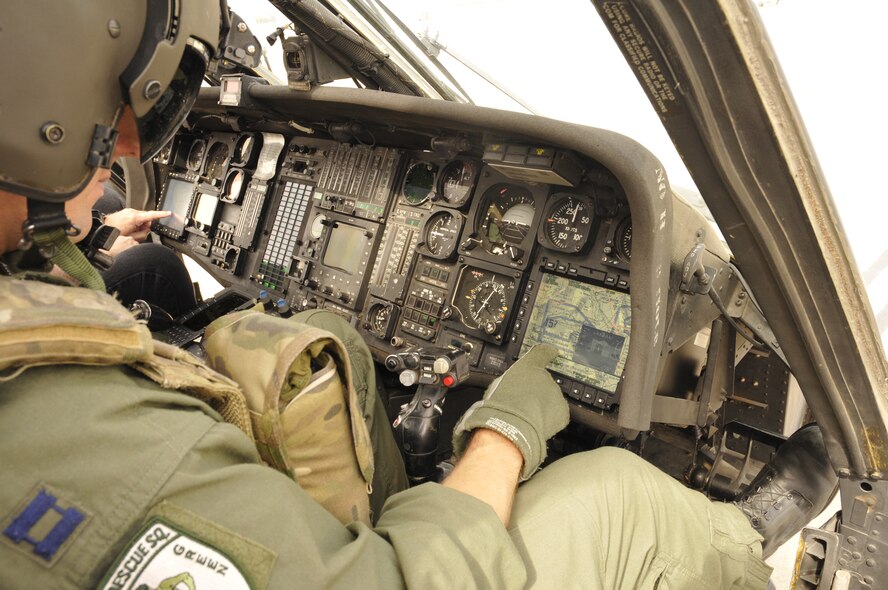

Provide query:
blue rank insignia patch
left=1, top=485, right=91, bottom=567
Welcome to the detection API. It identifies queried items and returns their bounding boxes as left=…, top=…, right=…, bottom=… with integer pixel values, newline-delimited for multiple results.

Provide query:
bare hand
left=104, top=208, right=170, bottom=241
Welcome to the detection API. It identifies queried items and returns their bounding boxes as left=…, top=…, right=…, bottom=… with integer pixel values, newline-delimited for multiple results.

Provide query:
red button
left=442, top=375, right=456, bottom=387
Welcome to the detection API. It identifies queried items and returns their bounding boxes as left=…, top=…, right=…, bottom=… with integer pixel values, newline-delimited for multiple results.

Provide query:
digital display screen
left=323, top=223, right=366, bottom=274
left=192, top=193, right=219, bottom=227
left=158, top=178, right=194, bottom=234
left=520, top=274, right=631, bottom=393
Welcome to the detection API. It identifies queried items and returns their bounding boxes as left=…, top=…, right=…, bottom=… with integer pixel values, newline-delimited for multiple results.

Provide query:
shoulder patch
left=1, top=484, right=91, bottom=567
left=99, top=518, right=253, bottom=590
left=99, top=502, right=276, bottom=590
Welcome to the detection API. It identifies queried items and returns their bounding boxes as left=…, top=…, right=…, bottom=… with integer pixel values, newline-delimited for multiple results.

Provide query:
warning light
left=442, top=374, right=456, bottom=387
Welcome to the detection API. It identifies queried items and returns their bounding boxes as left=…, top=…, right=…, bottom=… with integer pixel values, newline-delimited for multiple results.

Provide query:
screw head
left=41, top=122, right=65, bottom=144
left=247, top=44, right=257, bottom=55
left=237, top=22, right=247, bottom=32
left=108, top=18, right=121, bottom=38
left=144, top=80, right=163, bottom=100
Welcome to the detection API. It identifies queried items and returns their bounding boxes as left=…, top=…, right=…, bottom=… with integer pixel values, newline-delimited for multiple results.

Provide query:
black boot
left=733, top=424, right=839, bottom=558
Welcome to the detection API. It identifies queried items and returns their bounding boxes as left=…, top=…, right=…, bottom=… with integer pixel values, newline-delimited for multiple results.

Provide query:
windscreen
left=158, top=178, right=195, bottom=234
left=322, top=223, right=366, bottom=274
left=521, top=273, right=631, bottom=393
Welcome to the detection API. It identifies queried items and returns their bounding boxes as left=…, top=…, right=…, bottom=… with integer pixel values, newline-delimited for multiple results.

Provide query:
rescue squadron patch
left=99, top=518, right=251, bottom=590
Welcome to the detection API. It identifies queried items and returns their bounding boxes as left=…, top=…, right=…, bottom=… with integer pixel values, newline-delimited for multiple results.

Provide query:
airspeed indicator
left=541, top=194, right=594, bottom=252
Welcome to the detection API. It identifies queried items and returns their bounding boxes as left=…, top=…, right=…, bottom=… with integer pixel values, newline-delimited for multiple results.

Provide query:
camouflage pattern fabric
left=204, top=310, right=375, bottom=526
left=0, top=276, right=253, bottom=440
left=0, top=276, right=152, bottom=378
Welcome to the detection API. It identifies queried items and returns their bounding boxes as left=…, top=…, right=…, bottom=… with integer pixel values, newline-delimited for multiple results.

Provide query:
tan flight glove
left=451, top=344, right=570, bottom=480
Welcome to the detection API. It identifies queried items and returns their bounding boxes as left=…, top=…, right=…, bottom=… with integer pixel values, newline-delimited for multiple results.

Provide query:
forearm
left=443, top=428, right=524, bottom=526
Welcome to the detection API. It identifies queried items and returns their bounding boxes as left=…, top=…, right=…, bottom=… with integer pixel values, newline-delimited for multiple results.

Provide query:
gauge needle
left=571, top=204, right=579, bottom=222
left=480, top=287, right=499, bottom=313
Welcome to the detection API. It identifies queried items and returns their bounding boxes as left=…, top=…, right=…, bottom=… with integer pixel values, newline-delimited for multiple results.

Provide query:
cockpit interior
left=138, top=77, right=790, bottom=498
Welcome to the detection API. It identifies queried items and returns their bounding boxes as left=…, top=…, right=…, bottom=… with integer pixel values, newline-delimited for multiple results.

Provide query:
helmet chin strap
left=20, top=199, right=106, bottom=291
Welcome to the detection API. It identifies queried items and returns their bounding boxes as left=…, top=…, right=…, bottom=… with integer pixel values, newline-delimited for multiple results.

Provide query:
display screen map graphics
left=521, top=273, right=631, bottom=393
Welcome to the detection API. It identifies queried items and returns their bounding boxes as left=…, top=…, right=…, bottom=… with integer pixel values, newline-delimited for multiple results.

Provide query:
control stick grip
left=385, top=347, right=471, bottom=483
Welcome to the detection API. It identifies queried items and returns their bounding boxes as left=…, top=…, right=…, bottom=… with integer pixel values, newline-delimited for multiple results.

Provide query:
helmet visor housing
left=136, top=39, right=211, bottom=163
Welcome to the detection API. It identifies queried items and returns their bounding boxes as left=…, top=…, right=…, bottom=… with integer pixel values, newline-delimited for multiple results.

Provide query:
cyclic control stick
left=384, top=347, right=470, bottom=483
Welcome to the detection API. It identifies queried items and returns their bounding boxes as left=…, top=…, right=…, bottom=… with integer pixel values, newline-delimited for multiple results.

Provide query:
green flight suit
left=0, top=278, right=771, bottom=589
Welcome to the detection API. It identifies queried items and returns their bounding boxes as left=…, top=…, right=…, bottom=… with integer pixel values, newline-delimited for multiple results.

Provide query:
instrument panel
left=154, top=130, right=635, bottom=412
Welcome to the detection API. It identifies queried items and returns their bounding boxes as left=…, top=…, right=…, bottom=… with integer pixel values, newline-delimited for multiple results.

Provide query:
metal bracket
left=220, top=11, right=262, bottom=69
left=794, top=528, right=841, bottom=589
left=827, top=478, right=888, bottom=588
left=86, top=124, right=118, bottom=168
left=695, top=318, right=735, bottom=427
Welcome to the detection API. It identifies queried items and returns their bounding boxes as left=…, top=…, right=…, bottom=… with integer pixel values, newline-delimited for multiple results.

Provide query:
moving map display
left=521, top=274, right=631, bottom=393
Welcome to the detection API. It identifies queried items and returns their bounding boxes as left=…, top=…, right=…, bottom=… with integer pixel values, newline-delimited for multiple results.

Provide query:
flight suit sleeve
left=153, top=422, right=528, bottom=589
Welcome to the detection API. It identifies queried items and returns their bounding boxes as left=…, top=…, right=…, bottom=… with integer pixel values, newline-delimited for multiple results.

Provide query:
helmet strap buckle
left=19, top=200, right=80, bottom=253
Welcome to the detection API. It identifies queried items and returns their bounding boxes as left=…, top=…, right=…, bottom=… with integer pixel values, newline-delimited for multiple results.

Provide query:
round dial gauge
left=616, top=218, right=632, bottom=261
left=221, top=169, right=245, bottom=203
left=543, top=194, right=593, bottom=251
left=234, top=134, right=255, bottom=165
left=186, top=140, right=206, bottom=171
left=403, top=161, right=438, bottom=205
left=452, top=266, right=517, bottom=335
left=310, top=214, right=327, bottom=239
left=204, top=143, right=230, bottom=183
left=438, top=159, right=477, bottom=206
left=478, top=184, right=536, bottom=257
left=366, top=302, right=392, bottom=338
left=422, top=210, right=461, bottom=259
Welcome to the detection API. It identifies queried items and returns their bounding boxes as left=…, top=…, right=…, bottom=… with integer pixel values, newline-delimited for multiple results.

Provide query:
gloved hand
left=451, top=344, right=569, bottom=480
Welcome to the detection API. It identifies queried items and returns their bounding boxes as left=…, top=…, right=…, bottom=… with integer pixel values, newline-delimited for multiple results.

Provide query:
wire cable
left=708, top=287, right=767, bottom=349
